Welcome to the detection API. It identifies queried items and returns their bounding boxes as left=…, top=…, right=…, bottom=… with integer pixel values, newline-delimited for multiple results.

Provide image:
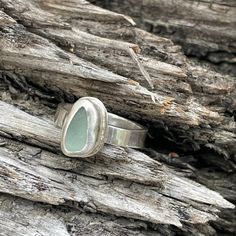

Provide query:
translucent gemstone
left=64, top=107, right=88, bottom=152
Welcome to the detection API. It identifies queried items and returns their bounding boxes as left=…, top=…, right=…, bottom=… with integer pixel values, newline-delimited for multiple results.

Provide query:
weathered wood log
left=93, top=0, right=236, bottom=74
left=0, top=98, right=234, bottom=235
left=0, top=194, right=163, bottom=236
left=0, top=0, right=235, bottom=235
left=0, top=0, right=235, bottom=158
left=1, top=101, right=234, bottom=224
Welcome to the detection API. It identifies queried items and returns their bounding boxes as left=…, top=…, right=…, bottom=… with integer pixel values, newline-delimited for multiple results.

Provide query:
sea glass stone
left=64, top=107, right=88, bottom=152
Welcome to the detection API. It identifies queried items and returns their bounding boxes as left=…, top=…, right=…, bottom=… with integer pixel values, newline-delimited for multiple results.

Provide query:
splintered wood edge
left=0, top=101, right=234, bottom=227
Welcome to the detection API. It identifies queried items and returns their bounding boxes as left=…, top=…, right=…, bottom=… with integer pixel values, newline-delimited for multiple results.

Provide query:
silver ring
left=55, top=97, right=147, bottom=157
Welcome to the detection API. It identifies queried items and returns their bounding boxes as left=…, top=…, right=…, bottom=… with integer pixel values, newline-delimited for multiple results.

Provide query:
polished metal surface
left=107, top=113, right=147, bottom=148
left=55, top=97, right=147, bottom=157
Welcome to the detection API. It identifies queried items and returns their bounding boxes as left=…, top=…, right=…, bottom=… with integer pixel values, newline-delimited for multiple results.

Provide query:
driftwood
left=95, top=0, right=236, bottom=74
left=0, top=0, right=235, bottom=235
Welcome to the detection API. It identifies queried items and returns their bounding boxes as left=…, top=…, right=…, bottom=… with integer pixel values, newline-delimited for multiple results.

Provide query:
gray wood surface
left=94, top=0, right=236, bottom=74
left=0, top=0, right=235, bottom=235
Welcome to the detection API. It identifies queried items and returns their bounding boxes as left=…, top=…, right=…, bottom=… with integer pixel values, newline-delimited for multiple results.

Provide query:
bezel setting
left=61, top=97, right=108, bottom=157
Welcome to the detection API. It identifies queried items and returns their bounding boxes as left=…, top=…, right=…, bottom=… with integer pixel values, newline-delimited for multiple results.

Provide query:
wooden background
left=0, top=0, right=235, bottom=235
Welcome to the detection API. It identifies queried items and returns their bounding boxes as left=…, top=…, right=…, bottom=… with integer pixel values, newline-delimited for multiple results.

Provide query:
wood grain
left=0, top=0, right=235, bottom=235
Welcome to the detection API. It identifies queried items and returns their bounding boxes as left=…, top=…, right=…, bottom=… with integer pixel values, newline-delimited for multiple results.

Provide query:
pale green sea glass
left=64, top=107, right=88, bottom=152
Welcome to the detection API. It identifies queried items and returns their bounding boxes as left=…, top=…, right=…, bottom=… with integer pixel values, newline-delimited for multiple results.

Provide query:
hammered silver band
left=55, top=103, right=147, bottom=149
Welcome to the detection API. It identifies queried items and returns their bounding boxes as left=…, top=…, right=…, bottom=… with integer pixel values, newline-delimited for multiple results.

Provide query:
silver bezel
left=61, top=97, right=108, bottom=157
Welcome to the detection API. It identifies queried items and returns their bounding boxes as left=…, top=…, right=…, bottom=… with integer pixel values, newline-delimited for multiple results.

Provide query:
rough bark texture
left=93, top=0, right=236, bottom=75
left=0, top=0, right=235, bottom=235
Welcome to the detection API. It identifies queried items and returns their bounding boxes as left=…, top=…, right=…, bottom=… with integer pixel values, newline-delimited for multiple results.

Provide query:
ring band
left=55, top=97, right=147, bottom=157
